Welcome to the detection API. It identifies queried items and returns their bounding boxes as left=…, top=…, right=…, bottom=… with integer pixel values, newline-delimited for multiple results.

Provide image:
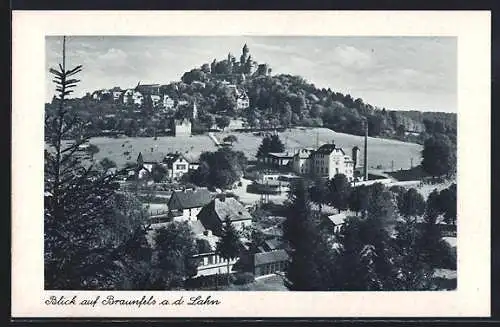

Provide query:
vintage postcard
left=12, top=11, right=490, bottom=317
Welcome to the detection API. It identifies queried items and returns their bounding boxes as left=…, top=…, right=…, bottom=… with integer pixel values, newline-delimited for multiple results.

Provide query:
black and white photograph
left=44, top=35, right=458, bottom=292
left=12, top=11, right=490, bottom=318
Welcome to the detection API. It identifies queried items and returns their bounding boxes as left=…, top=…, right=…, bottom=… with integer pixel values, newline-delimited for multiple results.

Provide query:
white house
left=173, top=119, right=192, bottom=136
left=162, top=153, right=190, bottom=179
left=122, top=89, right=143, bottom=105
left=122, top=89, right=134, bottom=104
left=133, top=91, right=144, bottom=106
left=310, top=143, right=354, bottom=181
left=112, top=90, right=122, bottom=101
left=167, top=188, right=213, bottom=222
left=150, top=94, right=161, bottom=107
left=163, top=95, right=175, bottom=109
left=236, top=91, right=250, bottom=110
left=291, top=148, right=315, bottom=175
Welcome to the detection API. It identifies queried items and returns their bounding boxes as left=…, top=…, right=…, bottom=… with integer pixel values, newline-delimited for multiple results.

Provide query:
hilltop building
left=236, top=91, right=250, bottom=110
left=173, top=119, right=192, bottom=136
left=163, top=95, right=175, bottom=109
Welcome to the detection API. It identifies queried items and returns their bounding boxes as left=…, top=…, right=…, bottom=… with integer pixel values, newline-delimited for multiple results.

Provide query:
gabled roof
left=254, top=249, right=289, bottom=266
left=268, top=152, right=294, bottom=159
left=212, top=197, right=252, bottom=222
left=326, top=212, right=347, bottom=226
left=263, top=238, right=282, bottom=251
left=168, top=188, right=213, bottom=210
left=315, top=144, right=345, bottom=155
left=163, top=153, right=188, bottom=166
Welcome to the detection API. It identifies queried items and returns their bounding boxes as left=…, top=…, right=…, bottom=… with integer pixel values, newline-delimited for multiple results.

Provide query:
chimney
left=364, top=121, right=368, bottom=181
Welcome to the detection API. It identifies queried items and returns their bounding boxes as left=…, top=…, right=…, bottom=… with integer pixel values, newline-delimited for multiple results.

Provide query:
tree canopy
left=421, top=133, right=457, bottom=177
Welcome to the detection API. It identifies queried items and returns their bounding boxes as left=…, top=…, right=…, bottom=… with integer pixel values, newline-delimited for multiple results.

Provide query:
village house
left=262, top=152, right=294, bottom=168
left=252, top=249, right=289, bottom=277
left=236, top=91, right=250, bottom=110
left=122, top=89, right=144, bottom=106
left=188, top=221, right=240, bottom=277
left=163, top=95, right=175, bottom=109
left=111, top=87, right=122, bottom=101
left=136, top=152, right=160, bottom=173
left=197, top=197, right=253, bottom=237
left=320, top=212, right=348, bottom=234
left=167, top=188, right=213, bottom=222
left=309, top=143, right=355, bottom=181
left=173, top=119, right=192, bottom=136
left=150, top=94, right=162, bottom=107
left=162, top=152, right=190, bottom=179
left=291, top=148, right=315, bottom=175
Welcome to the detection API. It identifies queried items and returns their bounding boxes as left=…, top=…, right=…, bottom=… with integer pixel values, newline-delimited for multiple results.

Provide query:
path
left=208, top=132, right=221, bottom=146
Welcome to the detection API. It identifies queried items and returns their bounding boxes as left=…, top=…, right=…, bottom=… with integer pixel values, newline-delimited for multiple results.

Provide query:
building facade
left=290, top=143, right=356, bottom=181
left=173, top=119, right=192, bottom=136
left=197, top=197, right=253, bottom=237
left=168, top=188, right=213, bottom=222
left=163, top=95, right=175, bottom=109
left=162, top=153, right=190, bottom=179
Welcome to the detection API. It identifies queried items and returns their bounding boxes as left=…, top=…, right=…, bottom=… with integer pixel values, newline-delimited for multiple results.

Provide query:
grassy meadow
left=82, top=127, right=422, bottom=171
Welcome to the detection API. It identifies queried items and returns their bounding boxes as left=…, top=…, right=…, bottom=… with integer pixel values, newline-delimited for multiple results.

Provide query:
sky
left=45, top=36, right=457, bottom=112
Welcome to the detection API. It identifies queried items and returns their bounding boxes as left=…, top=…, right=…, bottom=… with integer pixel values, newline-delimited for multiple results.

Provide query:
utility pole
left=410, top=157, right=414, bottom=169
left=316, top=132, right=319, bottom=149
left=391, top=160, right=394, bottom=172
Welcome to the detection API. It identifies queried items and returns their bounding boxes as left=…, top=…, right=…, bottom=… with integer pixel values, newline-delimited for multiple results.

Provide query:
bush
left=185, top=273, right=235, bottom=290
left=233, top=272, right=255, bottom=285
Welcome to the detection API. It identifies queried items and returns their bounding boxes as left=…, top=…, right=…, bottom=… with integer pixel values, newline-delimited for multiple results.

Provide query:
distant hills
left=47, top=43, right=456, bottom=145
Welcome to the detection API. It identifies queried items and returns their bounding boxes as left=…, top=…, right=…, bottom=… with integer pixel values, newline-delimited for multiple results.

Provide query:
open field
left=76, top=127, right=422, bottom=170
left=217, top=127, right=422, bottom=170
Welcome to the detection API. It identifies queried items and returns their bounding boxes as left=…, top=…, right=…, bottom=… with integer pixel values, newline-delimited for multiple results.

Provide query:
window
left=176, top=164, right=187, bottom=170
left=208, top=256, right=213, bottom=265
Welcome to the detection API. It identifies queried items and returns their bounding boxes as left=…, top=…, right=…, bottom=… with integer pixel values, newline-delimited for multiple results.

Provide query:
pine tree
left=216, top=216, right=242, bottom=284
left=256, top=135, right=272, bottom=158
left=283, top=180, right=335, bottom=291
left=44, top=36, right=150, bottom=290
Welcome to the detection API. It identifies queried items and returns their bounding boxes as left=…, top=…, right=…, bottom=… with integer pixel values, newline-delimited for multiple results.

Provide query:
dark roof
left=213, top=197, right=252, bottom=222
left=168, top=188, right=213, bottom=210
left=163, top=153, right=187, bottom=166
left=315, top=143, right=345, bottom=155
left=267, top=152, right=294, bottom=159
left=263, top=239, right=282, bottom=251
left=254, top=249, right=289, bottom=266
